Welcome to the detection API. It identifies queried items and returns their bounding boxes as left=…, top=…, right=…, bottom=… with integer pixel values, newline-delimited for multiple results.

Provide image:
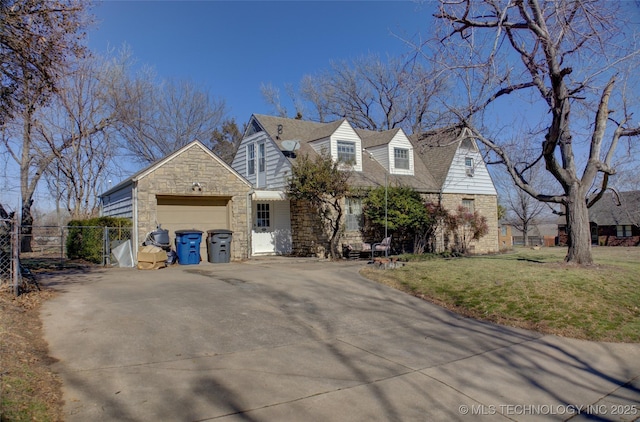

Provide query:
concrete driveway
left=41, top=259, right=640, bottom=421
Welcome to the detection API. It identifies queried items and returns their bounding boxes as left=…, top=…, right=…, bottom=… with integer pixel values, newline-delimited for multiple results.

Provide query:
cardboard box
left=137, top=245, right=167, bottom=270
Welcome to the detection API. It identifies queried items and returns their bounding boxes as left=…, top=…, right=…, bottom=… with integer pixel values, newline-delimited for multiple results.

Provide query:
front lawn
left=361, top=247, right=640, bottom=342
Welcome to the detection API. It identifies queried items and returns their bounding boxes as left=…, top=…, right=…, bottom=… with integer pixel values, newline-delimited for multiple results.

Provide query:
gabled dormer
left=308, top=119, right=363, bottom=172
left=359, top=128, right=414, bottom=176
left=412, top=126, right=497, bottom=195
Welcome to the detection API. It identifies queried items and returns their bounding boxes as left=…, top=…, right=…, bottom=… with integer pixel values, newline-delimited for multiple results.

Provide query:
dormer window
left=394, top=148, right=410, bottom=170
left=465, top=157, right=474, bottom=177
left=337, top=141, right=356, bottom=164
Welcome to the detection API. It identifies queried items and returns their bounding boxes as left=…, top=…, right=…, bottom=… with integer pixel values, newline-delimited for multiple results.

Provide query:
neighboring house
left=558, top=190, right=640, bottom=246
left=100, top=141, right=252, bottom=262
left=231, top=114, right=499, bottom=257
left=511, top=222, right=558, bottom=247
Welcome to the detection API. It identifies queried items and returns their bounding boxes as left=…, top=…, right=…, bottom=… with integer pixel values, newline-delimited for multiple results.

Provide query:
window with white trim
left=337, top=141, right=356, bottom=164
left=465, top=157, right=474, bottom=177
left=345, top=198, right=363, bottom=231
left=247, top=144, right=256, bottom=175
left=258, top=142, right=266, bottom=173
left=462, top=199, right=475, bottom=213
left=256, top=203, right=270, bottom=228
left=394, top=148, right=410, bottom=170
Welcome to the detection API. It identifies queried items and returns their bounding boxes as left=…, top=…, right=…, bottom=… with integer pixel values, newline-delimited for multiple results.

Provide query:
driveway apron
left=41, top=260, right=640, bottom=421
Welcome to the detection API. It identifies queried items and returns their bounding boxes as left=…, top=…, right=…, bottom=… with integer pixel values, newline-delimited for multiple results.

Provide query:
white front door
left=252, top=202, right=272, bottom=254
left=251, top=201, right=292, bottom=255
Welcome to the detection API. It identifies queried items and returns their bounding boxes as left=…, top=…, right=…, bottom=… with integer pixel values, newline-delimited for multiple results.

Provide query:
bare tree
left=432, top=0, right=640, bottom=265
left=2, top=55, right=117, bottom=249
left=261, top=83, right=296, bottom=118
left=494, top=127, right=553, bottom=246
left=264, top=54, right=445, bottom=133
left=113, top=73, right=228, bottom=164
left=0, top=0, right=88, bottom=124
left=303, top=55, right=447, bottom=133
left=210, top=118, right=244, bottom=164
left=0, top=0, right=89, bottom=250
left=504, top=183, right=547, bottom=246
left=40, top=57, right=117, bottom=220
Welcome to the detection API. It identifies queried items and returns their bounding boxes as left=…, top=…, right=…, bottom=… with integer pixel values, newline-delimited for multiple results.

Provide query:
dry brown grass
left=0, top=286, right=63, bottom=421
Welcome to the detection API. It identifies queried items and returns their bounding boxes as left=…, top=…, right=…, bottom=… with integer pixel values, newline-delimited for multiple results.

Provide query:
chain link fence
left=2, top=223, right=133, bottom=295
left=19, top=225, right=134, bottom=267
left=0, top=218, right=16, bottom=289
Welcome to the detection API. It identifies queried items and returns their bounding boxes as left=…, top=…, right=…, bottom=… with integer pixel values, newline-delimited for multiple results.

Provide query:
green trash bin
left=206, top=230, right=233, bottom=263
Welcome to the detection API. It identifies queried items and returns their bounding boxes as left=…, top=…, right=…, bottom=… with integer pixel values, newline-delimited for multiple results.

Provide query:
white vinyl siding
left=101, top=183, right=133, bottom=218
left=231, top=131, right=291, bottom=190
left=309, top=137, right=331, bottom=156
left=388, top=130, right=414, bottom=175
left=366, top=145, right=389, bottom=170
left=330, top=120, right=362, bottom=172
left=441, top=137, right=497, bottom=195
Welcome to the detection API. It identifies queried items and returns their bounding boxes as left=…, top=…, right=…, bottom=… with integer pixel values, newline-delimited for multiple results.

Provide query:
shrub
left=66, top=217, right=132, bottom=264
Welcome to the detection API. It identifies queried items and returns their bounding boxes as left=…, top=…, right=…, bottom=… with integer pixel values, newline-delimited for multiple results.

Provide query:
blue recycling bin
left=174, top=229, right=203, bottom=265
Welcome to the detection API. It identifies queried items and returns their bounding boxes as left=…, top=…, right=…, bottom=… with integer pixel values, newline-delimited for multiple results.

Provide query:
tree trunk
left=564, top=188, right=593, bottom=265
left=20, top=198, right=33, bottom=253
left=328, top=202, right=343, bottom=260
left=20, top=106, right=35, bottom=253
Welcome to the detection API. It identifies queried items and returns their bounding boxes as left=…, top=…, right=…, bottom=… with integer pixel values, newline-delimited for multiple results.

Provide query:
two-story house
left=231, top=114, right=499, bottom=257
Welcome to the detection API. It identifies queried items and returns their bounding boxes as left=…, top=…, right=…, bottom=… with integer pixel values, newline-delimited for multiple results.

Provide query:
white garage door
left=156, top=195, right=230, bottom=258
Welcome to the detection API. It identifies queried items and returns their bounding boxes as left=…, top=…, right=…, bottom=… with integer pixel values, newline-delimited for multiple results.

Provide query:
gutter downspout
left=133, top=182, right=139, bottom=263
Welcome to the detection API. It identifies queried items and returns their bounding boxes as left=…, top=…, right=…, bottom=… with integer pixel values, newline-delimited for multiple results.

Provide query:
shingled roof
left=250, top=114, right=440, bottom=192
left=588, top=190, right=640, bottom=226
left=355, top=128, right=400, bottom=148
left=410, top=126, right=467, bottom=188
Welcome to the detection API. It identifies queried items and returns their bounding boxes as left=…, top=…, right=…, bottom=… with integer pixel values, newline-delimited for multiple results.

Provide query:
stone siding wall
left=136, top=146, right=250, bottom=261
left=437, top=193, right=499, bottom=254
left=290, top=192, right=500, bottom=257
left=289, top=199, right=329, bottom=257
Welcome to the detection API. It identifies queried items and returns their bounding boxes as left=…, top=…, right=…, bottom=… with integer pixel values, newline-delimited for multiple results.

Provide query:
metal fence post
left=103, top=226, right=109, bottom=266
left=60, top=225, right=65, bottom=267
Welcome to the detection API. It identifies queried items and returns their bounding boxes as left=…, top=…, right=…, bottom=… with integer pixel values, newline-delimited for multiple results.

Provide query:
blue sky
left=4, top=1, right=438, bottom=210
left=88, top=1, right=436, bottom=123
